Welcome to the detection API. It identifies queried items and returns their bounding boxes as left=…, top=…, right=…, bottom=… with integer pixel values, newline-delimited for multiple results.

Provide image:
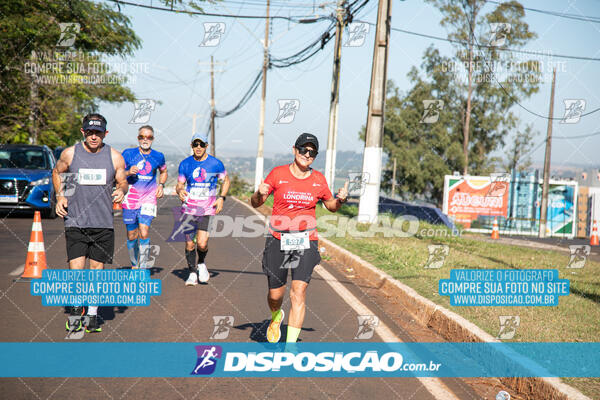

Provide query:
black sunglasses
left=296, top=145, right=318, bottom=158
left=192, top=140, right=208, bottom=148
left=84, top=130, right=105, bottom=137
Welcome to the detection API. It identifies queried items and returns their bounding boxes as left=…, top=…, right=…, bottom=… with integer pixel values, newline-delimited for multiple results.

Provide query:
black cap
left=82, top=118, right=107, bottom=132
left=295, top=133, right=319, bottom=152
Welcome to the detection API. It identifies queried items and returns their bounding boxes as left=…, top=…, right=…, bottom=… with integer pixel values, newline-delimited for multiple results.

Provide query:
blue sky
left=99, top=0, right=600, bottom=170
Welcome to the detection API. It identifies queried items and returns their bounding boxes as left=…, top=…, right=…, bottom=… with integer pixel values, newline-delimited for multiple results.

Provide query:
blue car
left=0, top=144, right=57, bottom=218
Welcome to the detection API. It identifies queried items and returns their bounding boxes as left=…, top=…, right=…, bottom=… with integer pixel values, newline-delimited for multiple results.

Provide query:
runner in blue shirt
left=176, top=132, right=229, bottom=286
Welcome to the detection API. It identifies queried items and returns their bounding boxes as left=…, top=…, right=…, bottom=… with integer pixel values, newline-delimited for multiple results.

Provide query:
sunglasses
left=296, top=145, right=318, bottom=158
left=192, top=140, right=208, bottom=148
left=84, top=130, right=105, bottom=137
left=138, top=135, right=154, bottom=141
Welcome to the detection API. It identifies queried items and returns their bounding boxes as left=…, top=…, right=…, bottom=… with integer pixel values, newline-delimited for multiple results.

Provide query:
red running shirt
left=264, top=165, right=333, bottom=240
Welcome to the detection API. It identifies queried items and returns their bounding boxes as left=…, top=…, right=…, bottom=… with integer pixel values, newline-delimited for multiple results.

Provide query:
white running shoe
left=185, top=271, right=198, bottom=286
left=198, top=263, right=209, bottom=283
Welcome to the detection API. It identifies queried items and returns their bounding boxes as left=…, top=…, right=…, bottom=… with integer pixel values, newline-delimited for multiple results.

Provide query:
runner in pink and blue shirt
left=121, top=125, right=168, bottom=269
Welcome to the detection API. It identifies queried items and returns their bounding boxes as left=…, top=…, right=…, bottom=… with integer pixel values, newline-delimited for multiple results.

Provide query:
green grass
left=238, top=195, right=600, bottom=397
left=311, top=203, right=600, bottom=342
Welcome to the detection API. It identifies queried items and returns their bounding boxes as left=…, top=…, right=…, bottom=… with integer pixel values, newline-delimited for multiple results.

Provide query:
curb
left=233, top=196, right=591, bottom=400
left=318, top=237, right=590, bottom=400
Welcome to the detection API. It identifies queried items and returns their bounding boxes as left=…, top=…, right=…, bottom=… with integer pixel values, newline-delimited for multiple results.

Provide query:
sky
left=98, top=0, right=600, bottom=171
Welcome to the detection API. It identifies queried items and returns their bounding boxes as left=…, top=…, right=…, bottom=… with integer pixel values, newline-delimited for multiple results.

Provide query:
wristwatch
left=220, top=196, right=226, bottom=201
left=158, top=183, right=165, bottom=187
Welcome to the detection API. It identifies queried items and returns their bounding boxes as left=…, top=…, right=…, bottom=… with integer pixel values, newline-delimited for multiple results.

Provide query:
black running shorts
left=65, top=227, right=114, bottom=264
left=261, top=234, right=321, bottom=289
left=182, top=214, right=213, bottom=235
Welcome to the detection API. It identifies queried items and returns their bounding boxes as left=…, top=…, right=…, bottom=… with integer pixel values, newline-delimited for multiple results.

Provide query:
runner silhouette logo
left=191, top=345, right=222, bottom=375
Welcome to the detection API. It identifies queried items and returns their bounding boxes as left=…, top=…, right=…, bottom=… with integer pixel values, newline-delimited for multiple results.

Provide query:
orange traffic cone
left=18, top=211, right=47, bottom=280
left=491, top=217, right=500, bottom=240
left=590, top=220, right=599, bottom=246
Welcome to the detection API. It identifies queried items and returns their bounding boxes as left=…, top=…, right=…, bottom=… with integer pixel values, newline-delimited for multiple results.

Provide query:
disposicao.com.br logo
left=190, top=345, right=441, bottom=376
left=223, top=351, right=440, bottom=373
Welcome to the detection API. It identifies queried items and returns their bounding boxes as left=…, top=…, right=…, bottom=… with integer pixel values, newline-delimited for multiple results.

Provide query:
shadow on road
left=171, top=268, right=220, bottom=282
left=235, top=320, right=314, bottom=342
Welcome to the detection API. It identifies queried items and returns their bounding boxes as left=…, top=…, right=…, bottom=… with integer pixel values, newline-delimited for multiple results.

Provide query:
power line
left=554, top=131, right=600, bottom=139
left=214, top=70, right=263, bottom=117
left=215, top=0, right=371, bottom=115
left=122, top=0, right=370, bottom=120
left=520, top=130, right=600, bottom=162
left=108, top=0, right=330, bottom=22
left=271, top=0, right=369, bottom=68
left=484, top=0, right=600, bottom=24
left=216, top=0, right=335, bottom=10
left=461, top=12, right=600, bottom=120
left=355, top=20, right=600, bottom=62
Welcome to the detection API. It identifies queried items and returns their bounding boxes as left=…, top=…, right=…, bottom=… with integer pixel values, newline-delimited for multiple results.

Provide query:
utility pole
left=462, top=5, right=478, bottom=176
left=324, top=0, right=346, bottom=191
left=539, top=67, right=556, bottom=238
left=391, top=157, right=396, bottom=197
left=192, top=113, right=198, bottom=134
left=254, top=0, right=270, bottom=191
left=191, top=113, right=200, bottom=155
left=210, top=55, right=216, bottom=156
left=357, top=0, right=392, bottom=223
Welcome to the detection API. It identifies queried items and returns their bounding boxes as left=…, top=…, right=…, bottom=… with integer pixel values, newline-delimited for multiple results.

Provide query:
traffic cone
left=491, top=217, right=500, bottom=240
left=18, top=211, right=47, bottom=280
left=590, top=220, right=599, bottom=246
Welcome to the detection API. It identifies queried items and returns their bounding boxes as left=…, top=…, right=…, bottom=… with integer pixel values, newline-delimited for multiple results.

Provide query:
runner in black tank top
left=52, top=113, right=128, bottom=334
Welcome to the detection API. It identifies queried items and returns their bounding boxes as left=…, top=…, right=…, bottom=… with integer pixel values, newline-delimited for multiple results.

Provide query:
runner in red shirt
left=251, top=133, right=349, bottom=343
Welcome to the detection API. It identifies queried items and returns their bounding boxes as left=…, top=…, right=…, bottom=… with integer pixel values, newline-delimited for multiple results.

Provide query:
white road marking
left=9, top=264, right=25, bottom=276
left=234, top=197, right=460, bottom=400
left=315, top=266, right=460, bottom=400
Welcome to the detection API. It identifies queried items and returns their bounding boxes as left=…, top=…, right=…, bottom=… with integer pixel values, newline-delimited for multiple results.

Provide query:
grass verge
left=240, top=195, right=600, bottom=397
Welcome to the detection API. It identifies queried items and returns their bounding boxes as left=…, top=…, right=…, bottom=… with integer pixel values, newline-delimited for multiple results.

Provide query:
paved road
left=0, top=196, right=503, bottom=400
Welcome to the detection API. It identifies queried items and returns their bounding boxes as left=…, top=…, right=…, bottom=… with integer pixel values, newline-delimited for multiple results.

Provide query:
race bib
left=189, top=186, right=211, bottom=200
left=140, top=203, right=157, bottom=217
left=78, top=169, right=106, bottom=185
left=280, top=231, right=310, bottom=251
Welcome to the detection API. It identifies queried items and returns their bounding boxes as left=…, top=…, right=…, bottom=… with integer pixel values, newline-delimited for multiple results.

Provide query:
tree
left=227, top=172, right=251, bottom=196
left=371, top=0, right=541, bottom=206
left=0, top=0, right=214, bottom=146
left=0, top=0, right=142, bottom=146
left=505, top=123, right=536, bottom=172
left=427, top=0, right=540, bottom=175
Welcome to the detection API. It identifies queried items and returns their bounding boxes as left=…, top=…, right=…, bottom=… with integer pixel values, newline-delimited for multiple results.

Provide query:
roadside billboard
left=443, top=174, right=577, bottom=237
left=442, top=175, right=509, bottom=229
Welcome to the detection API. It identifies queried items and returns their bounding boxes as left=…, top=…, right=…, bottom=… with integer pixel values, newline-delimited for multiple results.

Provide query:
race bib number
left=280, top=231, right=310, bottom=251
left=78, top=169, right=106, bottom=185
left=140, top=203, right=157, bottom=217
left=189, top=186, right=211, bottom=200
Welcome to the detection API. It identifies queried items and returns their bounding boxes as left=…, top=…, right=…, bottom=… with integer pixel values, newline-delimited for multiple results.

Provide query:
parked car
left=53, top=146, right=65, bottom=162
left=0, top=144, right=57, bottom=218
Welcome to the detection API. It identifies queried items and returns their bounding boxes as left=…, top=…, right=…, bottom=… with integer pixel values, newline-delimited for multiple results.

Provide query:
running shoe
left=186, top=271, right=198, bottom=286
left=198, top=263, right=209, bottom=283
left=267, top=309, right=285, bottom=343
left=85, top=315, right=102, bottom=333
left=65, top=306, right=85, bottom=332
